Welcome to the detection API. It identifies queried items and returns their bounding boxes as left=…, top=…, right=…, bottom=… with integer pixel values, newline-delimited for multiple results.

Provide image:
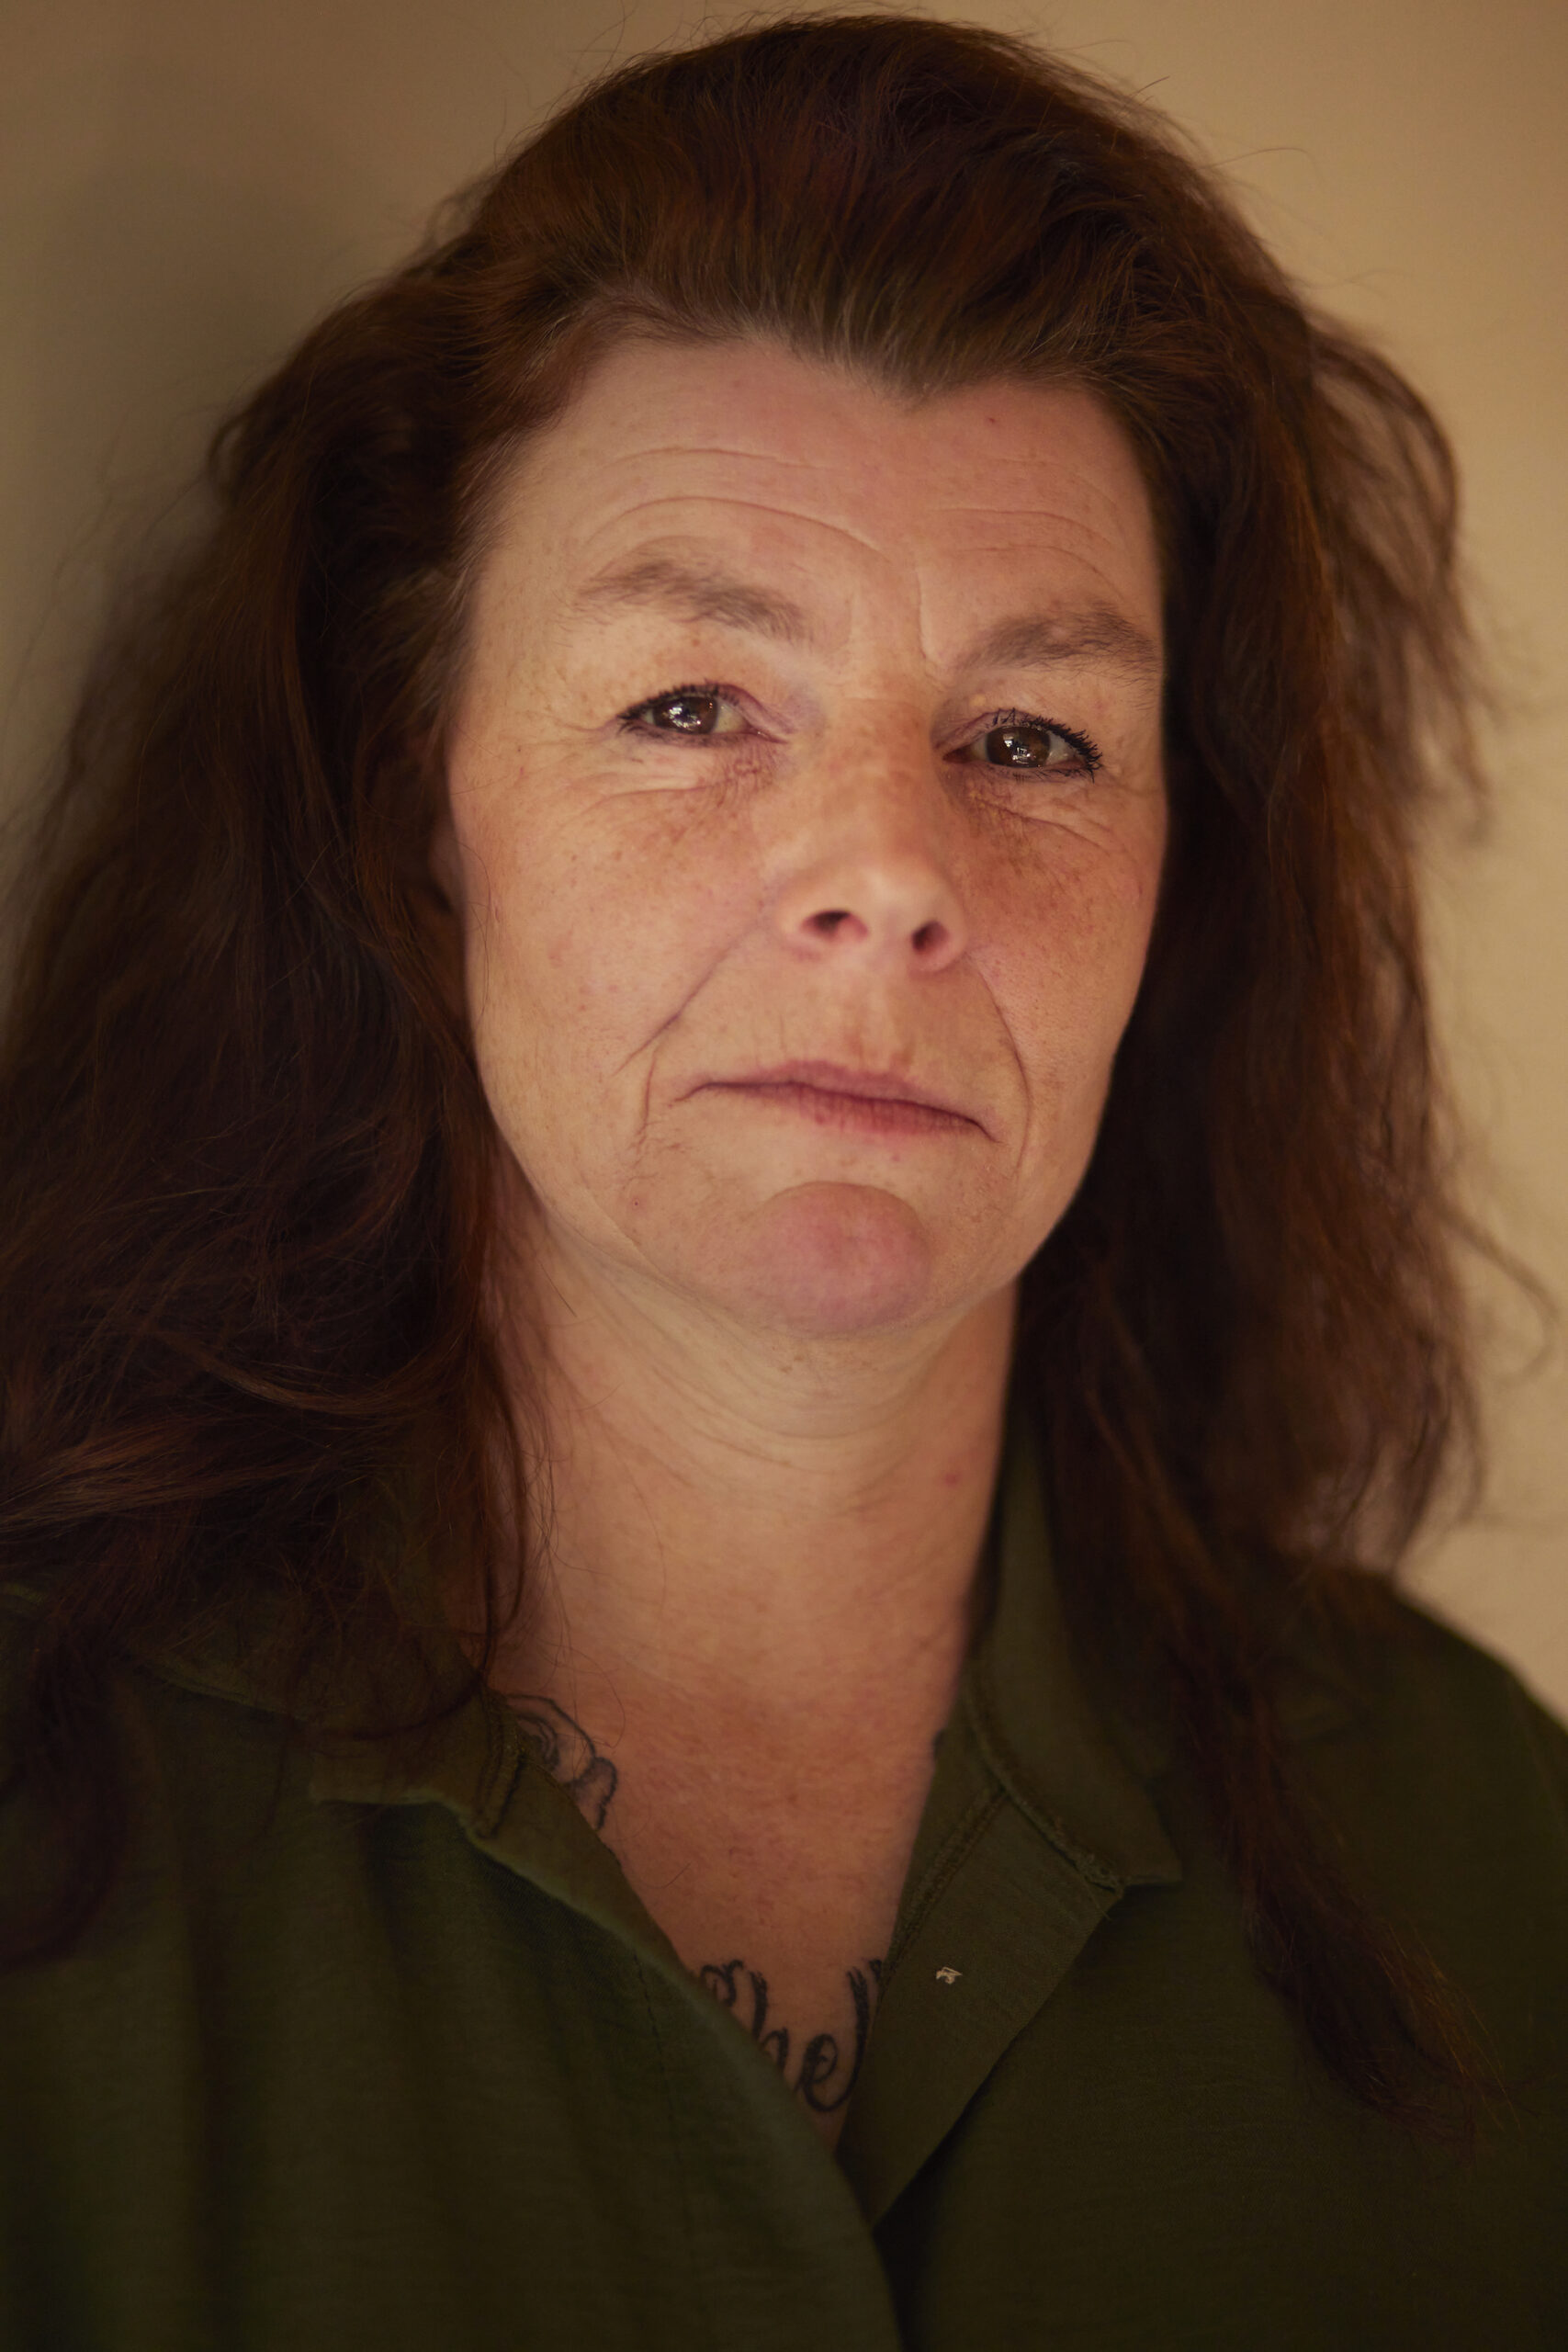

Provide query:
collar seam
left=886, top=1783, right=1005, bottom=1981
left=468, top=1703, right=531, bottom=1838
left=966, top=1668, right=1129, bottom=1893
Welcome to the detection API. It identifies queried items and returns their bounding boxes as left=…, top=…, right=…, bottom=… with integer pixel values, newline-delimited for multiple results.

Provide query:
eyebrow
left=572, top=557, right=1161, bottom=684
left=572, top=556, right=816, bottom=646
left=963, top=607, right=1163, bottom=684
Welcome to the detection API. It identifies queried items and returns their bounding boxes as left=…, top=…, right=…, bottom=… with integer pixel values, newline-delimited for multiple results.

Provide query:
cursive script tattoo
left=505, top=1693, right=619, bottom=1831
left=698, top=1955, right=885, bottom=2114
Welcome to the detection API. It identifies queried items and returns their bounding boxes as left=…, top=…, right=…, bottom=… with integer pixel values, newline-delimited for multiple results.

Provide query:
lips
left=694, top=1058, right=984, bottom=1133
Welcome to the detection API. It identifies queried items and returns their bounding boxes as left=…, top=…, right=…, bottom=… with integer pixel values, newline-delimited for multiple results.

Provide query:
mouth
left=693, top=1059, right=984, bottom=1138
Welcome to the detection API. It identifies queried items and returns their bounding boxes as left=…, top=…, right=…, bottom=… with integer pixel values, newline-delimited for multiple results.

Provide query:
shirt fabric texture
left=2, top=1444, right=1566, bottom=2349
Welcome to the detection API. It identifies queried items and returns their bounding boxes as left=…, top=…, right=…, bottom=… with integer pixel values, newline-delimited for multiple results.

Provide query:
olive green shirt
left=3, top=1453, right=1566, bottom=2349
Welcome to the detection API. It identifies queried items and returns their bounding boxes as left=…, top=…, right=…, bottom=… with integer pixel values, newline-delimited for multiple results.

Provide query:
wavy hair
left=0, top=15, right=1494, bottom=2135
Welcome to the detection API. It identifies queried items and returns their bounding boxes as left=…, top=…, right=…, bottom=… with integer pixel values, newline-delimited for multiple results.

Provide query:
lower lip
left=709, top=1080, right=974, bottom=1137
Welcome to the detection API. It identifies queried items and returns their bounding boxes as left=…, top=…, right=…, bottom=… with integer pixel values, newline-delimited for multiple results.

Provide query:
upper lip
left=699, top=1059, right=983, bottom=1128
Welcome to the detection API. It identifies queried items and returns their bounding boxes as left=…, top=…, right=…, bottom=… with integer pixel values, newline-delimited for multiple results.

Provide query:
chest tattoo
left=504, top=1690, right=887, bottom=2114
left=697, top=1955, right=885, bottom=2114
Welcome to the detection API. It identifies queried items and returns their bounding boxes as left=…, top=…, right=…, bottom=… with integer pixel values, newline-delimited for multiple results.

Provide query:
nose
left=772, top=752, right=968, bottom=975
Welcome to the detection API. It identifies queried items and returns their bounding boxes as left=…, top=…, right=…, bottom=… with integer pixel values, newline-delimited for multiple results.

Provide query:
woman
left=1, top=15, right=1563, bottom=2347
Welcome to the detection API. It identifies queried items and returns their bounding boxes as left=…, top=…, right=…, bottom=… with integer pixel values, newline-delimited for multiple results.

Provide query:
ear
left=403, top=763, right=469, bottom=1022
left=425, top=797, right=464, bottom=920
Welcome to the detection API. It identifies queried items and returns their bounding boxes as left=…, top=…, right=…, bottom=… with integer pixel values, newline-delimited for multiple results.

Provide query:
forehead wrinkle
left=579, top=494, right=887, bottom=560
left=562, top=503, right=894, bottom=648
left=601, top=438, right=856, bottom=466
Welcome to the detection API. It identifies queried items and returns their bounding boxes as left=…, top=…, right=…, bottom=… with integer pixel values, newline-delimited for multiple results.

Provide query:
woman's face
left=440, top=338, right=1167, bottom=1341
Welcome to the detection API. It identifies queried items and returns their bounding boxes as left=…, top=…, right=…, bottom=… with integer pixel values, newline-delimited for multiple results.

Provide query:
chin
left=708, top=1181, right=942, bottom=1338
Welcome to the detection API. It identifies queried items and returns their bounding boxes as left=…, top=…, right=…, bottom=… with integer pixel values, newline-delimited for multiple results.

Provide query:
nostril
left=912, top=920, right=945, bottom=955
left=808, top=909, right=852, bottom=937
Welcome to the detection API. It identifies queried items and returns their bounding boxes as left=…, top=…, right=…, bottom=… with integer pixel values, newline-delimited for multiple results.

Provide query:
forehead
left=480, top=336, right=1164, bottom=648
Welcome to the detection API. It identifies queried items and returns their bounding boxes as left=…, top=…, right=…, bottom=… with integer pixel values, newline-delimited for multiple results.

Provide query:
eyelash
left=616, top=682, right=738, bottom=736
left=616, top=684, right=1103, bottom=777
left=972, top=707, right=1103, bottom=778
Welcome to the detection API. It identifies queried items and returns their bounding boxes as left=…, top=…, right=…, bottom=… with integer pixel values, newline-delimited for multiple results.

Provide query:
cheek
left=980, top=820, right=1164, bottom=1096
left=457, top=773, right=762, bottom=1088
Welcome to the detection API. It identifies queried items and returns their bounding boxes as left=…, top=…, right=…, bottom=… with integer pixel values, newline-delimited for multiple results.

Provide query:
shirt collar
left=296, top=1423, right=1186, bottom=1894
left=43, top=1408, right=1356, bottom=1894
left=964, top=1427, right=1182, bottom=1890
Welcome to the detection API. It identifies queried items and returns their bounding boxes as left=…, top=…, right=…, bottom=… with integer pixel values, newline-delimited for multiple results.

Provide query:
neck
left=488, top=1222, right=1017, bottom=1743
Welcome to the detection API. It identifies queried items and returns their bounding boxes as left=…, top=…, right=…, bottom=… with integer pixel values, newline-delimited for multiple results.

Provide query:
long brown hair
left=0, top=15, right=1495, bottom=2134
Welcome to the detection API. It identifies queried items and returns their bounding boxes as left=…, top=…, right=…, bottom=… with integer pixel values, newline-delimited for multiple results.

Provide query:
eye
left=958, top=713, right=1102, bottom=776
left=618, top=684, right=747, bottom=739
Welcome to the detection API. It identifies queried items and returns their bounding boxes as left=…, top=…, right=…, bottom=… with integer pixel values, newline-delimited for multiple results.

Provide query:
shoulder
left=1289, top=1589, right=1568, bottom=1981
left=1324, top=1588, right=1568, bottom=1810
left=0, top=1586, right=315, bottom=1902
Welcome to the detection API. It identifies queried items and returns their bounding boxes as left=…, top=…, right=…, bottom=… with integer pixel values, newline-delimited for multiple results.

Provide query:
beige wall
left=5, top=0, right=1565, bottom=1709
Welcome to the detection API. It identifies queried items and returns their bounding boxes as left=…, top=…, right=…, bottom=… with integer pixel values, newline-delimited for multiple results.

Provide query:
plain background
left=3, top=0, right=1565, bottom=1713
